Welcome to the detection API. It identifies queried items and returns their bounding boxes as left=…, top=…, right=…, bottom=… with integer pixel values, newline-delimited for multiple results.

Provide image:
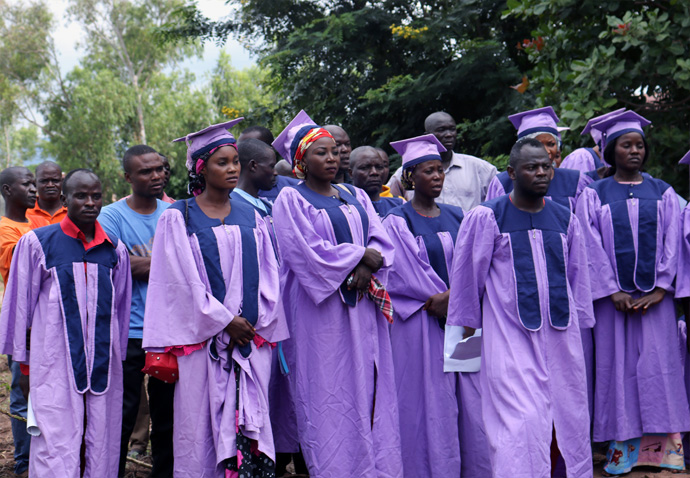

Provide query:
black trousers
left=119, top=338, right=175, bottom=477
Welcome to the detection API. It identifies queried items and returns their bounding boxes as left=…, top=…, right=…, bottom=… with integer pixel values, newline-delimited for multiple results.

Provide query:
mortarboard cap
left=509, top=106, right=567, bottom=139
left=678, top=150, right=690, bottom=165
left=390, top=134, right=447, bottom=169
left=581, top=108, right=626, bottom=146
left=590, top=110, right=651, bottom=150
left=173, top=117, right=244, bottom=170
left=272, top=110, right=320, bottom=165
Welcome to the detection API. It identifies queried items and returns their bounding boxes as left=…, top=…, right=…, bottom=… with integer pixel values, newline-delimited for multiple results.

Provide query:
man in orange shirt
left=26, top=161, right=66, bottom=225
left=0, top=166, right=48, bottom=477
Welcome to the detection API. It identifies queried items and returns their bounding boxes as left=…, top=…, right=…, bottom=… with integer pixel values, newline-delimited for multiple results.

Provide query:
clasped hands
left=610, top=287, right=665, bottom=314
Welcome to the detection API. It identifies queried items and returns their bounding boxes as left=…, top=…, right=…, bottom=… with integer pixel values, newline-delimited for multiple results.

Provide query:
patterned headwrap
left=292, top=127, right=335, bottom=179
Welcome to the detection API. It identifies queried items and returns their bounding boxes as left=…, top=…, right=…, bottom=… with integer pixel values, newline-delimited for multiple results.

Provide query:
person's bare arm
left=130, top=255, right=151, bottom=281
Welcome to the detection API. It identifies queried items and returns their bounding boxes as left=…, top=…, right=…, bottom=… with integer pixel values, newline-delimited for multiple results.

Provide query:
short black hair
left=237, top=138, right=274, bottom=167
left=62, top=168, right=99, bottom=196
left=122, top=144, right=158, bottom=173
left=240, top=126, right=274, bottom=145
left=349, top=146, right=379, bottom=170
left=509, top=138, right=547, bottom=169
left=35, top=161, right=62, bottom=176
left=0, top=167, right=31, bottom=198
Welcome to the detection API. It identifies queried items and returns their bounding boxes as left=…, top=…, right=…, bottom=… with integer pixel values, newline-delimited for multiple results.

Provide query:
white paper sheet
left=444, top=326, right=482, bottom=372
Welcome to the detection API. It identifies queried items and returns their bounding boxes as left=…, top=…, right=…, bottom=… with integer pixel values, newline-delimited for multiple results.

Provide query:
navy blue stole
left=372, top=196, right=404, bottom=217
left=484, top=196, right=571, bottom=330
left=589, top=174, right=670, bottom=292
left=585, top=170, right=601, bottom=182
left=35, top=224, right=119, bottom=394
left=389, top=201, right=463, bottom=289
left=295, top=182, right=369, bottom=306
left=170, top=198, right=260, bottom=358
left=496, top=169, right=581, bottom=210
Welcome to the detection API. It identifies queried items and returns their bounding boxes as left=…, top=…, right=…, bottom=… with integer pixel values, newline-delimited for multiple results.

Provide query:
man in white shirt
left=387, top=111, right=497, bottom=211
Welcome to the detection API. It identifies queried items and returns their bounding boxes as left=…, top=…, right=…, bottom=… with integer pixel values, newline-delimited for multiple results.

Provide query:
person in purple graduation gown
left=230, top=137, right=308, bottom=477
left=349, top=145, right=403, bottom=217
left=575, top=111, right=690, bottom=475
left=382, top=134, right=466, bottom=478
left=486, top=106, right=592, bottom=213
left=143, top=118, right=289, bottom=478
left=271, top=110, right=403, bottom=478
left=560, top=108, right=626, bottom=175
left=0, top=169, right=132, bottom=478
left=447, top=138, right=595, bottom=478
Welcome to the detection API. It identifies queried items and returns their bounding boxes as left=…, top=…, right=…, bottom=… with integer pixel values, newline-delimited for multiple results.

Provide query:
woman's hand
left=610, top=291, right=634, bottom=312
left=423, top=290, right=450, bottom=318
left=361, top=248, right=383, bottom=272
left=349, top=264, right=373, bottom=291
left=225, top=316, right=255, bottom=346
left=631, top=287, right=666, bottom=314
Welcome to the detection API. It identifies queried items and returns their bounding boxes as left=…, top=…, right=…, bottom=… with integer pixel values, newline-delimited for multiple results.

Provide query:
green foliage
left=144, top=71, right=216, bottom=199
left=505, top=0, right=690, bottom=195
left=163, top=0, right=530, bottom=161
left=43, top=67, right=136, bottom=199
left=210, top=52, right=285, bottom=135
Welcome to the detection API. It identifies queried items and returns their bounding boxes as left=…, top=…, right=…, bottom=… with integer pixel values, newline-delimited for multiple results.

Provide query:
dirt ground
left=0, top=291, right=686, bottom=477
left=0, top=360, right=685, bottom=478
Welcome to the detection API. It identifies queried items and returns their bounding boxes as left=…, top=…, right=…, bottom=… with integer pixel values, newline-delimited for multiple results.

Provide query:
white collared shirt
left=387, top=152, right=498, bottom=211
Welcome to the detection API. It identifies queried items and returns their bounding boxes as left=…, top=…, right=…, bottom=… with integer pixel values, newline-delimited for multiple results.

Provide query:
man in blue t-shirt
left=98, top=145, right=173, bottom=478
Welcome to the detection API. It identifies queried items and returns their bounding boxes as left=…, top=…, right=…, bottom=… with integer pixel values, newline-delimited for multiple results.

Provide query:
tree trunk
left=4, top=125, right=11, bottom=167
left=133, top=74, right=146, bottom=145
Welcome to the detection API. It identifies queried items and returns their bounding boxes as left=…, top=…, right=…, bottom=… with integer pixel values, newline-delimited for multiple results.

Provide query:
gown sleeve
left=484, top=175, right=506, bottom=202
left=574, top=187, right=619, bottom=300
left=0, top=232, right=43, bottom=362
left=656, top=186, right=680, bottom=292
left=560, top=148, right=596, bottom=173
left=142, top=208, right=236, bottom=349
left=272, top=188, right=367, bottom=305
left=566, top=214, right=595, bottom=328
left=447, top=206, right=497, bottom=329
left=355, top=187, right=395, bottom=273
left=675, top=204, right=690, bottom=298
left=382, top=214, right=447, bottom=320
left=254, top=212, right=289, bottom=343
left=112, top=242, right=132, bottom=358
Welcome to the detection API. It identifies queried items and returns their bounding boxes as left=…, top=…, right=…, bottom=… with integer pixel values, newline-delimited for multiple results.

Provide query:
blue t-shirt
left=98, top=198, right=169, bottom=339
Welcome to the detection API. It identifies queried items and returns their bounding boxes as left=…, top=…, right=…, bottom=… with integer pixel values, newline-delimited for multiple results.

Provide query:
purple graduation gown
left=486, top=168, right=596, bottom=419
left=486, top=168, right=591, bottom=212
left=560, top=147, right=609, bottom=173
left=0, top=224, right=132, bottom=478
left=576, top=175, right=690, bottom=443
left=231, top=189, right=299, bottom=454
left=447, top=196, right=594, bottom=478
left=272, top=183, right=403, bottom=478
left=143, top=198, right=288, bottom=478
left=383, top=202, right=463, bottom=478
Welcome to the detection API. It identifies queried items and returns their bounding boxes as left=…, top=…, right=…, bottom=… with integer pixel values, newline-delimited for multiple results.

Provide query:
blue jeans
left=8, top=356, right=30, bottom=474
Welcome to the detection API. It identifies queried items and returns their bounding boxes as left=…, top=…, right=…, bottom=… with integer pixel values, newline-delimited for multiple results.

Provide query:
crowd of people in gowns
left=0, top=102, right=688, bottom=478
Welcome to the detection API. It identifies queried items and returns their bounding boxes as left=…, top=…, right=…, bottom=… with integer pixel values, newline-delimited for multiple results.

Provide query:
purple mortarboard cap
left=581, top=108, right=626, bottom=146
left=509, top=106, right=565, bottom=139
left=272, top=110, right=319, bottom=165
left=390, top=134, right=447, bottom=169
left=679, top=150, right=690, bottom=165
left=173, top=117, right=244, bottom=170
left=590, top=110, right=651, bottom=150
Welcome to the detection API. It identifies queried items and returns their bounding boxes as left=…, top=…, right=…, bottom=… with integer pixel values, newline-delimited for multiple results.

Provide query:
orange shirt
left=27, top=202, right=68, bottom=225
left=0, top=215, right=49, bottom=287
